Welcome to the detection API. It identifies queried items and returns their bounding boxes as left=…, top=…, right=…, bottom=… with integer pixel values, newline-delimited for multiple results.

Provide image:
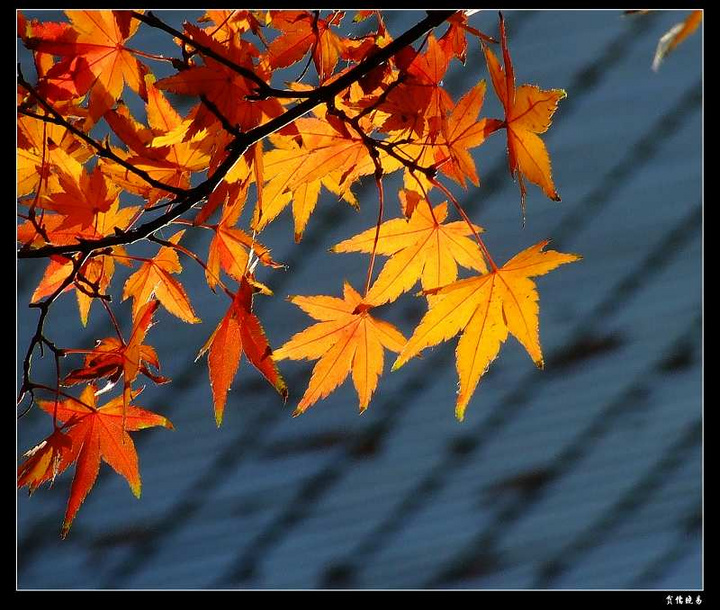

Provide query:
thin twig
left=18, top=252, right=90, bottom=410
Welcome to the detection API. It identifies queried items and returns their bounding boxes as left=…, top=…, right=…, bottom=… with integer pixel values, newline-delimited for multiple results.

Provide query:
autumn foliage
left=18, top=9, right=584, bottom=537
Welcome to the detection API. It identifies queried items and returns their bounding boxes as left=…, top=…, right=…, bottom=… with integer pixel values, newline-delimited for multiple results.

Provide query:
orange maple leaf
left=483, top=13, right=566, bottom=217
left=437, top=11, right=497, bottom=64
left=197, top=10, right=266, bottom=45
left=18, top=385, right=173, bottom=538
left=19, top=195, right=138, bottom=252
left=332, top=197, right=488, bottom=306
left=29, top=254, right=123, bottom=326
left=391, top=80, right=502, bottom=192
left=378, top=34, right=454, bottom=137
left=203, top=182, right=283, bottom=291
left=198, top=274, right=287, bottom=426
left=63, top=299, right=168, bottom=390
left=274, top=282, right=406, bottom=414
left=61, top=300, right=164, bottom=425
left=41, top=165, right=119, bottom=230
left=23, top=10, right=148, bottom=123
left=17, top=111, right=91, bottom=199
left=438, top=81, right=504, bottom=187
left=122, top=231, right=200, bottom=324
left=17, top=428, right=73, bottom=495
left=267, top=10, right=348, bottom=82
left=252, top=114, right=390, bottom=239
left=394, top=240, right=581, bottom=420
left=154, top=22, right=283, bottom=134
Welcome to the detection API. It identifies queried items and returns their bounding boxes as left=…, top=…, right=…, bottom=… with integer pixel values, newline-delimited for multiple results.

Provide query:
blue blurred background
left=17, top=10, right=702, bottom=589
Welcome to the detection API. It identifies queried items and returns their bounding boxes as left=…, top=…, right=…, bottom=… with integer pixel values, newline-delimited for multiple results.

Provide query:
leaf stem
left=431, top=177, right=498, bottom=272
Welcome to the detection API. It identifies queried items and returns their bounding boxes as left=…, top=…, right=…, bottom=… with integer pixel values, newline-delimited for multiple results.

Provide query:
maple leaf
left=205, top=183, right=283, bottom=291
left=29, top=243, right=132, bottom=327
left=388, top=80, right=503, bottom=192
left=63, top=299, right=168, bottom=390
left=437, top=11, right=498, bottom=64
left=17, top=429, right=73, bottom=495
left=267, top=10, right=348, bottom=82
left=198, top=274, right=287, bottom=426
left=394, top=240, right=581, bottom=420
left=252, top=115, right=388, bottom=239
left=437, top=81, right=504, bottom=187
left=17, top=111, right=91, bottom=199
left=22, top=195, right=137, bottom=325
left=154, top=23, right=284, bottom=135
left=61, top=299, right=165, bottom=426
left=41, top=165, right=119, bottom=230
left=23, top=10, right=148, bottom=123
left=123, top=231, right=200, bottom=324
left=19, top=385, right=173, bottom=538
left=483, top=13, right=566, bottom=217
left=197, top=10, right=266, bottom=45
left=274, top=282, right=406, bottom=414
left=64, top=335, right=168, bottom=389
left=378, top=34, right=454, bottom=137
left=19, top=198, right=139, bottom=251
left=332, top=197, right=488, bottom=306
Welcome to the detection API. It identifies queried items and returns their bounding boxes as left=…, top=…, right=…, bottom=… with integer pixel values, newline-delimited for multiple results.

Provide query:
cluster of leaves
left=17, top=9, right=580, bottom=537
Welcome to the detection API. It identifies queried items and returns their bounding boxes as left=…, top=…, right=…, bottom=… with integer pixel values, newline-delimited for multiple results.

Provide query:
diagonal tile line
left=529, top=412, right=702, bottom=588
left=629, top=507, right=702, bottom=588
left=433, top=384, right=701, bottom=588
left=452, top=311, right=700, bottom=588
